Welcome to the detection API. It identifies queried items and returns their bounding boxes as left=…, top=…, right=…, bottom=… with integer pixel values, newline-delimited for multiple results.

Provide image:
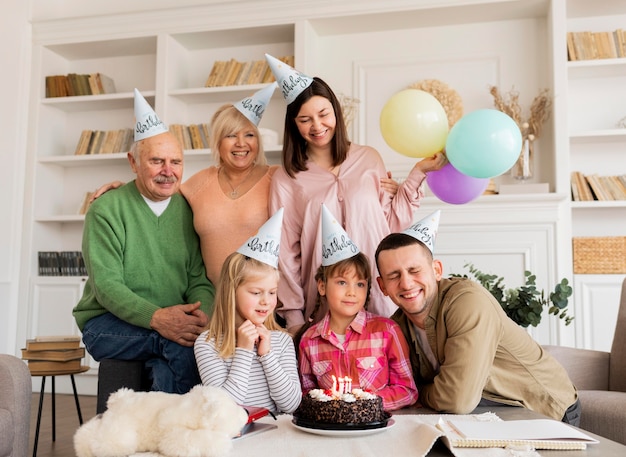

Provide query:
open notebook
left=437, top=418, right=598, bottom=450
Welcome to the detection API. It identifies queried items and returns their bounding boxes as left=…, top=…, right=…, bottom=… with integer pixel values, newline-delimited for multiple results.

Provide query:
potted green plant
left=452, top=263, right=574, bottom=328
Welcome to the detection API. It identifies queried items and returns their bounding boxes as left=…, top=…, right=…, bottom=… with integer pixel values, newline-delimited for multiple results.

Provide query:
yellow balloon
left=379, top=89, right=449, bottom=158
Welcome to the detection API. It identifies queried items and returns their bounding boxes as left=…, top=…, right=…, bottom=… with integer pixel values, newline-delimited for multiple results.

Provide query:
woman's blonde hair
left=210, top=104, right=267, bottom=166
left=206, top=251, right=281, bottom=358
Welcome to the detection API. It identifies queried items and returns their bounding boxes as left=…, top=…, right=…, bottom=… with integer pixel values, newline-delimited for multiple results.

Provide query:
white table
left=231, top=406, right=626, bottom=457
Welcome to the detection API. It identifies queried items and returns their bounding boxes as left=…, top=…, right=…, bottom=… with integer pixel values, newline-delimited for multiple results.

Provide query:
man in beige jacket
left=374, top=212, right=580, bottom=425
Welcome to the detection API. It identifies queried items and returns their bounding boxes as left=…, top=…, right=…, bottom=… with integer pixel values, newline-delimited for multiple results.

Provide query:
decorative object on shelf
left=452, top=263, right=573, bottom=328
left=337, top=93, right=360, bottom=131
left=489, top=86, right=552, bottom=181
left=616, top=115, right=626, bottom=129
left=408, top=79, right=463, bottom=128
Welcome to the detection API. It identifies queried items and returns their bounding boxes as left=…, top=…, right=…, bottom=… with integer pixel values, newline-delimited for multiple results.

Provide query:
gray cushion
left=579, top=390, right=626, bottom=445
left=0, top=409, right=13, bottom=457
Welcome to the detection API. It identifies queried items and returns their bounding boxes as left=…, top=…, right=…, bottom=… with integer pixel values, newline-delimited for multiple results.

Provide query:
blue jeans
left=82, top=312, right=200, bottom=394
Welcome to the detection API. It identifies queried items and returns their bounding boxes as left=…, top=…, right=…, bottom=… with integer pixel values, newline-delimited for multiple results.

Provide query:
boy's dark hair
left=293, top=252, right=371, bottom=352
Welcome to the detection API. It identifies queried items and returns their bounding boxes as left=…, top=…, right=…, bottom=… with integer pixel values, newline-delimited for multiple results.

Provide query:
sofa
left=0, top=354, right=31, bottom=457
left=544, top=277, right=626, bottom=445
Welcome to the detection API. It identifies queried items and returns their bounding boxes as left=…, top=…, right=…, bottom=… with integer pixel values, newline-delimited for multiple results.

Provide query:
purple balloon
left=426, top=162, right=489, bottom=205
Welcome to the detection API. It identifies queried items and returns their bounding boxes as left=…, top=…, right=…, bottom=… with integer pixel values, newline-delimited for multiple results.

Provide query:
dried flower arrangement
left=489, top=86, right=552, bottom=142
left=489, top=86, right=552, bottom=179
left=409, top=79, right=464, bottom=128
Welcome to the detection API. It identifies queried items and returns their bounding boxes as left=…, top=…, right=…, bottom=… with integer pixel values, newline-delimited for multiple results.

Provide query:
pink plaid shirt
left=298, top=309, right=418, bottom=410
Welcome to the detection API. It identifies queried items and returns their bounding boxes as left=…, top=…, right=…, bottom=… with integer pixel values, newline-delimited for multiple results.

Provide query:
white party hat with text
left=134, top=88, right=168, bottom=141
left=321, top=204, right=360, bottom=266
left=402, top=210, right=440, bottom=254
left=237, top=207, right=283, bottom=268
left=265, top=53, right=313, bottom=105
left=233, top=82, right=277, bottom=126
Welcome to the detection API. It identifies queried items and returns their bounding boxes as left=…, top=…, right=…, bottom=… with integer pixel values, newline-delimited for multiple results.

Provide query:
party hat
left=134, top=88, right=168, bottom=141
left=265, top=53, right=313, bottom=105
left=402, top=210, right=440, bottom=254
left=320, top=204, right=360, bottom=266
left=233, top=82, right=277, bottom=126
left=237, top=207, right=284, bottom=268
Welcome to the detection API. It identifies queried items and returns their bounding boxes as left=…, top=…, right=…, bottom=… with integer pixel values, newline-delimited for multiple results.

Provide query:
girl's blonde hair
left=210, top=104, right=267, bottom=166
left=207, top=251, right=281, bottom=358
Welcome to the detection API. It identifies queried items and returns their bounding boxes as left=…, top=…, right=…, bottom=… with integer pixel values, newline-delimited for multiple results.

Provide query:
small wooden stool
left=30, top=366, right=89, bottom=457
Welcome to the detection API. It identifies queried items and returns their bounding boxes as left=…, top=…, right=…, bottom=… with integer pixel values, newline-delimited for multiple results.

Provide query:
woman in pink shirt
left=266, top=55, right=446, bottom=333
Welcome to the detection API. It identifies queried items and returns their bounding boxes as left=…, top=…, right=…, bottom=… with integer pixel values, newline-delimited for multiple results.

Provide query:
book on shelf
left=246, top=59, right=267, bottom=85
left=27, top=358, right=82, bottom=373
left=87, top=130, right=105, bottom=155
left=570, top=171, right=592, bottom=201
left=235, top=61, right=254, bottom=86
left=26, top=335, right=81, bottom=351
left=74, top=130, right=94, bottom=155
left=98, top=130, right=118, bottom=154
left=21, top=346, right=85, bottom=362
left=78, top=192, right=95, bottom=215
left=188, top=124, right=206, bottom=149
left=438, top=418, right=598, bottom=450
left=585, top=174, right=609, bottom=201
left=112, top=128, right=131, bottom=153
left=201, top=123, right=211, bottom=147
left=91, top=72, right=116, bottom=94
left=225, top=59, right=244, bottom=86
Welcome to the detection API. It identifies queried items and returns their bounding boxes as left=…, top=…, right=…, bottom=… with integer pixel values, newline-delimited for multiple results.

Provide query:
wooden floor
left=29, top=393, right=98, bottom=457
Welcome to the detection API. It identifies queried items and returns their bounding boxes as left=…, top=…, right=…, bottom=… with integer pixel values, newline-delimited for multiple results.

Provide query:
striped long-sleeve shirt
left=194, top=330, right=302, bottom=413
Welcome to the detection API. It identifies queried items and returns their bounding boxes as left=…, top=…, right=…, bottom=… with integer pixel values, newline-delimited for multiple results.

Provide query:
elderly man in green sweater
left=73, top=90, right=214, bottom=393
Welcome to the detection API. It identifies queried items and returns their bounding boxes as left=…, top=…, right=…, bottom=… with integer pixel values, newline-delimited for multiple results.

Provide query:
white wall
left=0, top=2, right=30, bottom=355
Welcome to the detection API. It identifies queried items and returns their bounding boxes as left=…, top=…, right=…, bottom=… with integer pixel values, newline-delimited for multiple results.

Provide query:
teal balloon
left=446, top=109, right=522, bottom=179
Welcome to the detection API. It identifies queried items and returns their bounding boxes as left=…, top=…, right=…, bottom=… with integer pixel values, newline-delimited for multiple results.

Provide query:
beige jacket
left=392, top=277, right=577, bottom=420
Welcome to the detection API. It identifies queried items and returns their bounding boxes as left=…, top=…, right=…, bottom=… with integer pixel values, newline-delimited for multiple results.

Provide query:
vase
left=511, top=137, right=533, bottom=180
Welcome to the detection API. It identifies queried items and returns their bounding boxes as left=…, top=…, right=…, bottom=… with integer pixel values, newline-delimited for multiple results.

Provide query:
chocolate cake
left=294, top=389, right=389, bottom=426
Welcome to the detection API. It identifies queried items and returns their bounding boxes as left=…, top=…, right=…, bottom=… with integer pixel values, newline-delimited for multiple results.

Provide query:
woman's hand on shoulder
left=89, top=180, right=126, bottom=202
left=413, top=151, right=448, bottom=174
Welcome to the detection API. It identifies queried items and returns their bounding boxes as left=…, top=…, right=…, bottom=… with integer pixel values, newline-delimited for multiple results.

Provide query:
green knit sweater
left=73, top=182, right=215, bottom=330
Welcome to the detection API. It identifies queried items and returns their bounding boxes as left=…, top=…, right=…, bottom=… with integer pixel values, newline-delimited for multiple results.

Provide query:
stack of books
left=567, top=29, right=626, bottom=61
left=571, top=172, right=626, bottom=201
left=37, top=251, right=87, bottom=276
left=73, top=128, right=134, bottom=156
left=21, top=336, right=85, bottom=374
left=204, top=56, right=294, bottom=87
left=45, top=73, right=116, bottom=98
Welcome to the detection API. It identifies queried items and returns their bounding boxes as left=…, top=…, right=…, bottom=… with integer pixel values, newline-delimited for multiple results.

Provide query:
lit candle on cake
left=331, top=375, right=338, bottom=396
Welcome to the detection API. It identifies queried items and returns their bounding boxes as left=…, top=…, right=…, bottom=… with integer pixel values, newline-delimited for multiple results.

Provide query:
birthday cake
left=293, top=377, right=389, bottom=428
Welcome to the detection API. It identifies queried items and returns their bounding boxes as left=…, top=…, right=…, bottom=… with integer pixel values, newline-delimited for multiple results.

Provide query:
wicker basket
left=573, top=237, right=626, bottom=274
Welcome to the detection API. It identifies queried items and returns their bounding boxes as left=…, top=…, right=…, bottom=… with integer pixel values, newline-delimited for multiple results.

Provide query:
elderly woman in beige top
left=181, top=103, right=278, bottom=285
